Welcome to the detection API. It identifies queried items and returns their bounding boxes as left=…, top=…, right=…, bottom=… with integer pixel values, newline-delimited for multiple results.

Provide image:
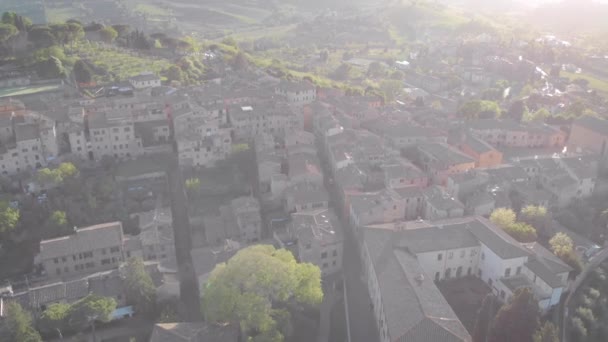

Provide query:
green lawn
left=0, top=84, right=62, bottom=98
left=562, top=70, right=608, bottom=94
left=73, top=44, right=173, bottom=82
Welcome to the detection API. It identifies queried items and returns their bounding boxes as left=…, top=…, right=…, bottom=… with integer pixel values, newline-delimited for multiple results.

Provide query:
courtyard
left=438, top=276, right=492, bottom=333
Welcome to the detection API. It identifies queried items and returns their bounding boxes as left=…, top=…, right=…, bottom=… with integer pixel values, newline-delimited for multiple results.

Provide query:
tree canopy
left=489, top=288, right=539, bottom=342
left=549, top=232, right=574, bottom=256
left=124, top=257, right=156, bottom=315
left=0, top=301, right=42, bottom=342
left=490, top=208, right=517, bottom=229
left=533, top=322, right=559, bottom=342
left=0, top=201, right=19, bottom=234
left=73, top=60, right=93, bottom=83
left=68, top=294, right=117, bottom=331
left=460, top=100, right=501, bottom=119
left=504, top=222, right=538, bottom=243
left=473, top=294, right=500, bottom=342
left=38, top=302, right=70, bottom=338
left=99, top=26, right=118, bottom=43
left=202, top=245, right=323, bottom=342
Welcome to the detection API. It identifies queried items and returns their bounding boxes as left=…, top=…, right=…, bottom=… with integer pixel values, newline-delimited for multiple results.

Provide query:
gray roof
left=350, top=189, right=402, bottom=215
left=291, top=208, right=343, bottom=246
left=37, top=222, right=124, bottom=262
left=467, top=219, right=529, bottom=259
left=419, top=143, right=475, bottom=166
left=484, top=165, right=528, bottom=182
left=14, top=123, right=39, bottom=142
left=363, top=229, right=471, bottom=342
left=395, top=224, right=480, bottom=254
left=561, top=155, right=598, bottom=180
left=524, top=259, right=563, bottom=288
left=285, top=182, right=329, bottom=206
left=424, top=186, right=464, bottom=211
left=464, top=134, right=495, bottom=154
left=150, top=322, right=239, bottom=342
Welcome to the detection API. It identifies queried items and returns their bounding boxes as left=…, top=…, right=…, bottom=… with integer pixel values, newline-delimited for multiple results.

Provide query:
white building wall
left=478, top=244, right=527, bottom=290
left=417, top=247, right=481, bottom=281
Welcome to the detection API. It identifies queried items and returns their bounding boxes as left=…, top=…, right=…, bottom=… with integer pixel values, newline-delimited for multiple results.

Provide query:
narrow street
left=317, top=139, right=379, bottom=342
left=342, top=227, right=380, bottom=342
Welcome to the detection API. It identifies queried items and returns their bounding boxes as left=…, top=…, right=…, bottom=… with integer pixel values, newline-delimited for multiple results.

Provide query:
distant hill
left=529, top=0, right=608, bottom=32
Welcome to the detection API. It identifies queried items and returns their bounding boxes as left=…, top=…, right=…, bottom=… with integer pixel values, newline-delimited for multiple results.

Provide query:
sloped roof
left=363, top=229, right=471, bottom=342
left=37, top=222, right=124, bottom=261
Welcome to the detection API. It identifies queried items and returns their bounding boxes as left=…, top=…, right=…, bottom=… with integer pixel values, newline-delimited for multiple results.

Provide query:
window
left=101, top=258, right=111, bottom=265
left=110, top=246, right=120, bottom=253
left=448, top=252, right=454, bottom=259
left=64, top=267, right=69, bottom=273
left=102, top=248, right=106, bottom=255
left=306, top=243, right=311, bottom=250
left=393, top=205, right=397, bottom=210
left=61, top=257, right=67, bottom=263
left=504, top=268, right=511, bottom=277
left=516, top=266, right=521, bottom=275
left=322, top=263, right=328, bottom=269
left=460, top=250, right=465, bottom=258
left=332, top=260, right=336, bottom=266
left=56, top=268, right=61, bottom=275
left=83, top=251, right=93, bottom=258
left=333, top=250, right=338, bottom=257
left=437, top=253, right=442, bottom=261
left=124, top=127, right=131, bottom=132
left=481, top=252, right=485, bottom=261
left=321, top=252, right=327, bottom=259
left=54, top=258, right=59, bottom=264
left=435, top=272, right=440, bottom=282
left=500, top=290, right=505, bottom=299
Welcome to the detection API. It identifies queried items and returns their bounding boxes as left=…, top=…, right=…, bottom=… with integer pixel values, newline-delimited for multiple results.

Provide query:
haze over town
left=0, top=0, right=608, bottom=342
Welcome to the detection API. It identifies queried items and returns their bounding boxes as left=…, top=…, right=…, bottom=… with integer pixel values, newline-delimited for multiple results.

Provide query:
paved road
left=561, top=248, right=608, bottom=342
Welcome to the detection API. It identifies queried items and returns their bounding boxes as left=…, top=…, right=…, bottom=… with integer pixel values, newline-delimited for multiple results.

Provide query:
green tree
left=38, top=303, right=71, bottom=338
left=332, top=63, right=352, bottom=80
left=379, top=80, right=403, bottom=102
left=232, top=52, right=249, bottom=71
left=99, top=26, right=118, bottom=43
left=28, top=26, right=57, bottom=48
left=0, top=201, right=19, bottom=234
left=66, top=22, right=84, bottom=45
left=58, top=162, right=78, bottom=179
left=36, top=56, right=65, bottom=79
left=507, top=100, right=527, bottom=122
left=124, top=257, right=156, bottom=315
left=202, top=245, right=323, bottom=342
left=68, top=294, right=117, bottom=331
left=0, top=301, right=42, bottom=342
left=166, top=65, right=183, bottom=82
left=525, top=108, right=550, bottom=122
left=549, top=232, right=574, bottom=256
left=519, top=205, right=549, bottom=236
left=490, top=208, right=517, bottom=230
left=367, top=61, right=385, bottom=78
left=46, top=210, right=69, bottom=234
left=473, top=294, right=500, bottom=342
left=37, top=168, right=61, bottom=187
left=489, top=288, right=539, bottom=342
left=0, top=23, right=17, bottom=43
left=460, top=100, right=501, bottom=119
left=560, top=249, right=582, bottom=277
left=185, top=177, right=201, bottom=196
left=504, top=222, right=537, bottom=242
left=570, top=317, right=587, bottom=340
left=73, top=60, right=93, bottom=83
left=533, top=321, right=559, bottom=342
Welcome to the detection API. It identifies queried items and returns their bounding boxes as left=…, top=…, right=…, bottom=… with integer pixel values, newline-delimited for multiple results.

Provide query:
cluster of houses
left=0, top=58, right=608, bottom=342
